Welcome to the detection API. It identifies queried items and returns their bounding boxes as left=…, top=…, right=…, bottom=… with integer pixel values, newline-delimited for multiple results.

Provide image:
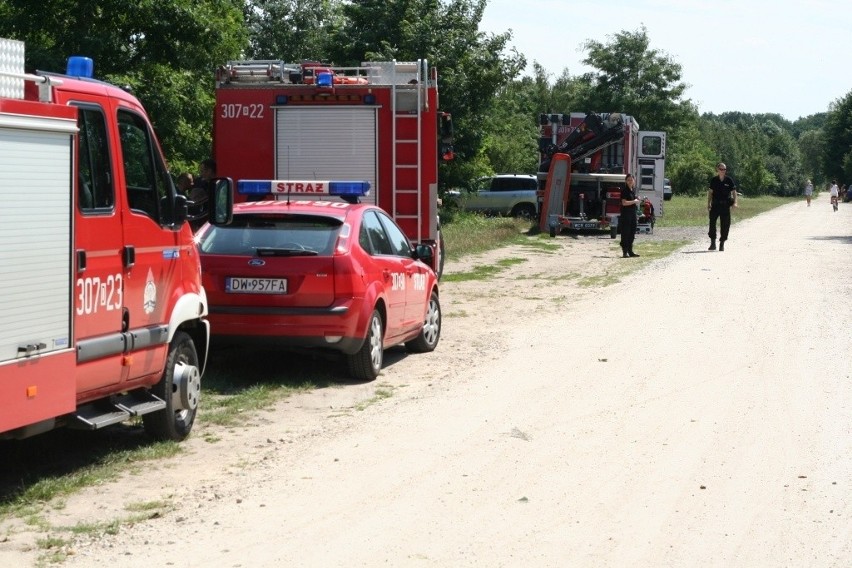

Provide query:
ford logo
left=248, top=259, right=266, bottom=266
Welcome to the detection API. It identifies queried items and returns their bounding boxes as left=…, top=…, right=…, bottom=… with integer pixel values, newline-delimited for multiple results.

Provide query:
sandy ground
left=2, top=200, right=851, bottom=567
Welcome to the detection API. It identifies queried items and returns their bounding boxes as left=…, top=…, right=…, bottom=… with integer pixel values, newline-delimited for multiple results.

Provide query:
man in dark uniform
left=707, top=162, right=738, bottom=251
left=619, top=173, right=641, bottom=257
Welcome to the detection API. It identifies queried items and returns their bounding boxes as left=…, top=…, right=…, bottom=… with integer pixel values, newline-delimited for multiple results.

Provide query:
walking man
left=804, top=179, right=813, bottom=206
left=707, top=162, right=738, bottom=251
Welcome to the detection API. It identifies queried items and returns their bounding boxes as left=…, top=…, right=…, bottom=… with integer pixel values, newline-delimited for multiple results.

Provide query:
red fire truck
left=212, top=59, right=449, bottom=275
left=0, top=38, right=231, bottom=441
left=537, top=112, right=666, bottom=238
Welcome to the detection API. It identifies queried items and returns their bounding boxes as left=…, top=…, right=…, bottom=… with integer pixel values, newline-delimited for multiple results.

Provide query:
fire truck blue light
left=316, top=72, right=333, bottom=88
left=66, top=56, right=93, bottom=78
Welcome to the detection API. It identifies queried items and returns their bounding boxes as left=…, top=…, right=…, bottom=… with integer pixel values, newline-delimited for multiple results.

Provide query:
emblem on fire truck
left=143, top=268, right=157, bottom=314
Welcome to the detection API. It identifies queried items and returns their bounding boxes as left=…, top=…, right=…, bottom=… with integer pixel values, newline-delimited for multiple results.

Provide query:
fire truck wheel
left=406, top=291, right=441, bottom=353
left=143, top=331, right=200, bottom=441
left=549, top=226, right=557, bottom=238
left=610, top=225, right=617, bottom=239
left=346, top=310, right=383, bottom=381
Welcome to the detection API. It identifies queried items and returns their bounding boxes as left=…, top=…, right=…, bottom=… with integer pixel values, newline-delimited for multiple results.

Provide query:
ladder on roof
left=390, top=60, right=427, bottom=244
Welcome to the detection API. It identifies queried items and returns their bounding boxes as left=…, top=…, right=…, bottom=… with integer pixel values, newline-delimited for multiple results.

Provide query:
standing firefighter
left=620, top=173, right=641, bottom=257
left=707, top=162, right=738, bottom=251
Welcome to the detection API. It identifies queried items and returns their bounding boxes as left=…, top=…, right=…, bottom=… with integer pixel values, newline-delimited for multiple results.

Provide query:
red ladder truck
left=213, top=59, right=451, bottom=276
left=537, top=112, right=666, bottom=238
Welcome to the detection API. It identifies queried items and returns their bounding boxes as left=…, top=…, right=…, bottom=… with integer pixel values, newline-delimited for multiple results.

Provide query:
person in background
left=829, top=180, right=839, bottom=211
left=707, top=162, right=738, bottom=251
left=804, top=179, right=813, bottom=207
left=188, top=159, right=216, bottom=230
left=177, top=172, right=194, bottom=195
left=619, top=173, right=640, bottom=258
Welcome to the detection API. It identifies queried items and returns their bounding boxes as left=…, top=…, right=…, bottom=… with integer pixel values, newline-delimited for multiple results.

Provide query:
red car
left=196, top=181, right=441, bottom=380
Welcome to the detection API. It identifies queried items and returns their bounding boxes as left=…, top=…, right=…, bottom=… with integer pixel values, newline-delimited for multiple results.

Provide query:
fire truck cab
left=213, top=58, right=447, bottom=275
left=0, top=38, right=231, bottom=441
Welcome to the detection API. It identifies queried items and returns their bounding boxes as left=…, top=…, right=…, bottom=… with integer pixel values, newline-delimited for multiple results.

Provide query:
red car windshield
left=198, top=214, right=342, bottom=256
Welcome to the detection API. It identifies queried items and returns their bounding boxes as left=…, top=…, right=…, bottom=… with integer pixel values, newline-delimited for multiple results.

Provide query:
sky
left=479, top=0, right=848, bottom=121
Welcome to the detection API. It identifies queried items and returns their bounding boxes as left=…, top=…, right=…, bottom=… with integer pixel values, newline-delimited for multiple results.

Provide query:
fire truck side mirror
left=209, top=177, right=234, bottom=226
left=173, top=194, right=188, bottom=226
left=439, top=113, right=454, bottom=161
left=440, top=112, right=453, bottom=138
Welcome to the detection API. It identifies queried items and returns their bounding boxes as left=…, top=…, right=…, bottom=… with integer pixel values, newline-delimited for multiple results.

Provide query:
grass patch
left=441, top=211, right=536, bottom=260
left=659, top=194, right=796, bottom=227
left=354, top=383, right=395, bottom=411
left=578, top=240, right=688, bottom=287
left=0, top=441, right=181, bottom=519
left=441, top=256, right=527, bottom=283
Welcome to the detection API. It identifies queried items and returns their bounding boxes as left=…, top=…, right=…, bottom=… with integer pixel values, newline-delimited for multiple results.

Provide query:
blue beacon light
left=66, top=56, right=94, bottom=78
left=316, top=72, right=333, bottom=88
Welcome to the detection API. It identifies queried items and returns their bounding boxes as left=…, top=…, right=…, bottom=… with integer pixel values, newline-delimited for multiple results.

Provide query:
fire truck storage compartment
left=275, top=107, right=378, bottom=206
left=0, top=113, right=75, bottom=365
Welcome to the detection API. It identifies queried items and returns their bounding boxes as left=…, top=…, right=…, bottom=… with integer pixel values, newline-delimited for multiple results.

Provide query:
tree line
left=2, top=0, right=849, bottom=195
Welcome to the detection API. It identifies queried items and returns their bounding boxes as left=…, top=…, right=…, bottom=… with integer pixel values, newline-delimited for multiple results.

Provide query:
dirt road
left=3, top=201, right=851, bottom=566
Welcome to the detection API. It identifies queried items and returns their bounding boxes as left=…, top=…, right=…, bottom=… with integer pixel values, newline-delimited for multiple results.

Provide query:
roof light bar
left=237, top=179, right=371, bottom=197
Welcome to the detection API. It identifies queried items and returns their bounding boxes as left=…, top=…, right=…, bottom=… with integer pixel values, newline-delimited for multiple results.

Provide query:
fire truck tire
left=406, top=291, right=441, bottom=353
left=143, top=331, right=200, bottom=441
left=610, top=225, right=617, bottom=239
left=549, top=226, right=557, bottom=238
left=346, top=310, right=383, bottom=381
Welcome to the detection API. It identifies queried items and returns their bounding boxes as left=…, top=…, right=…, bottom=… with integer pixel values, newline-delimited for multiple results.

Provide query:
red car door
left=358, top=210, right=407, bottom=342
left=375, top=211, right=429, bottom=332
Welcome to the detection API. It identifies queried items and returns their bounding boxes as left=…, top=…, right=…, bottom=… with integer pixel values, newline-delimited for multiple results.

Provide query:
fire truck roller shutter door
left=275, top=107, right=378, bottom=206
left=0, top=122, right=75, bottom=363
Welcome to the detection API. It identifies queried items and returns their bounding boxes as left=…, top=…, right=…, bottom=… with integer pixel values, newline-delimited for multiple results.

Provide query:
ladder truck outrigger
left=0, top=38, right=232, bottom=441
left=213, top=58, right=453, bottom=276
left=536, top=112, right=666, bottom=238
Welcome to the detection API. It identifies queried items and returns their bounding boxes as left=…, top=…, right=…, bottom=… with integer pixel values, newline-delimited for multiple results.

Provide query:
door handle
left=123, top=245, right=136, bottom=268
left=76, top=249, right=87, bottom=273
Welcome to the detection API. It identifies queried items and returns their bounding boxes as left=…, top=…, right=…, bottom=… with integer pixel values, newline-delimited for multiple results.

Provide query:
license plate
left=226, top=277, right=287, bottom=294
left=571, top=222, right=598, bottom=229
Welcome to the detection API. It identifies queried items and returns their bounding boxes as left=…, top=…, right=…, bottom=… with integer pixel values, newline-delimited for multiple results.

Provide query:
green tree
left=244, top=0, right=338, bottom=61
left=0, top=0, right=248, bottom=174
left=821, top=90, right=852, bottom=184
left=576, top=26, right=694, bottom=133
left=797, top=129, right=825, bottom=185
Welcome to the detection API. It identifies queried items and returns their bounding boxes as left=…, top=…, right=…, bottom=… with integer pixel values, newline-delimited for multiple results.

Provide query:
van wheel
left=406, top=291, right=441, bottom=353
left=347, top=310, right=383, bottom=381
left=143, top=331, right=200, bottom=441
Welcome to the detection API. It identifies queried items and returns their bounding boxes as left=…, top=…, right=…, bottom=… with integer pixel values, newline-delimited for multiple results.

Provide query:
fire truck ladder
left=390, top=60, right=427, bottom=244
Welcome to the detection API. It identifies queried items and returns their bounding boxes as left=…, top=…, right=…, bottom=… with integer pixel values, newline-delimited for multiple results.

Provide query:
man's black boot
left=708, top=239, right=716, bottom=251
left=719, top=240, right=725, bottom=251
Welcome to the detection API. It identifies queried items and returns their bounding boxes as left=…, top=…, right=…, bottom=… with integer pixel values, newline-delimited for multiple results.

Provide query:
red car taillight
left=334, top=223, right=352, bottom=255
